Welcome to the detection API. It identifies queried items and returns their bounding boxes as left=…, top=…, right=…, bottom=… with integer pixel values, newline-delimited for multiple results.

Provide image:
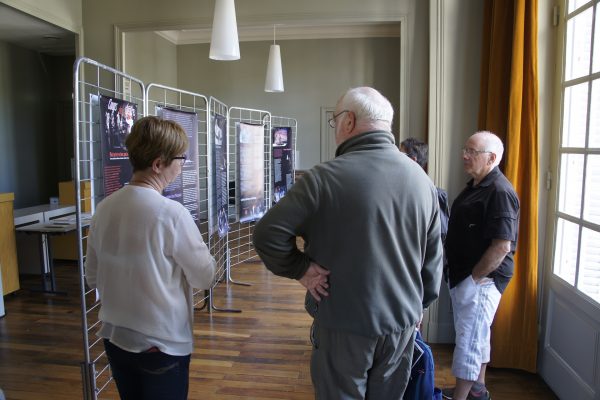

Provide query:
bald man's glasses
left=462, top=147, right=492, bottom=157
left=328, top=110, right=350, bottom=128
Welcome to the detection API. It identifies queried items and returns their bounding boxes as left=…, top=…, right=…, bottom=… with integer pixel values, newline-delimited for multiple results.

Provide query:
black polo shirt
left=445, top=167, right=519, bottom=293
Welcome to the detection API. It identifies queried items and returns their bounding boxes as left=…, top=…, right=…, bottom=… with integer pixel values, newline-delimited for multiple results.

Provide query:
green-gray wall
left=124, top=31, right=178, bottom=87
left=177, top=38, right=400, bottom=169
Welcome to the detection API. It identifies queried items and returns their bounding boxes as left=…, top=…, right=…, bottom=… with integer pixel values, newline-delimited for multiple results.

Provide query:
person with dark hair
left=400, top=137, right=429, bottom=170
left=401, top=138, right=450, bottom=244
left=253, top=87, right=443, bottom=399
left=85, top=116, right=216, bottom=400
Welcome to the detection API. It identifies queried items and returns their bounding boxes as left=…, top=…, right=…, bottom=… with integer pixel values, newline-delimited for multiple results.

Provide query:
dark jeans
left=103, top=339, right=191, bottom=400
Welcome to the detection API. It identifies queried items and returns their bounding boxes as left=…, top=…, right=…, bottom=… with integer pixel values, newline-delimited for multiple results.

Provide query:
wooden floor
left=0, top=261, right=558, bottom=399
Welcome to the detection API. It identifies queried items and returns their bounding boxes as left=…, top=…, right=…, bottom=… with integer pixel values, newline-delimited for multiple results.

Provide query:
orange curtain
left=478, top=0, right=539, bottom=372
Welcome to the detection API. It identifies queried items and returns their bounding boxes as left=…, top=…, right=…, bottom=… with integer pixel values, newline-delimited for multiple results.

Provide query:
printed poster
left=157, top=107, right=200, bottom=221
left=212, top=113, right=229, bottom=237
left=99, top=95, right=137, bottom=197
left=237, top=122, right=265, bottom=223
left=272, top=126, right=293, bottom=203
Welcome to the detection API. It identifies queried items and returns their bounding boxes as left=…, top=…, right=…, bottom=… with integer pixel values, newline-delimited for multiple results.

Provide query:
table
left=15, top=213, right=91, bottom=294
left=14, top=204, right=76, bottom=275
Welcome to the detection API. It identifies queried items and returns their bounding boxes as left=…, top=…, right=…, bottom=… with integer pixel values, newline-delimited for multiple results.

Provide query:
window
left=553, top=0, right=600, bottom=303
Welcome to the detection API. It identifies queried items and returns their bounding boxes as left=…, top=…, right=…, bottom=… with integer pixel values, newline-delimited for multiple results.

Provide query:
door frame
left=320, top=107, right=336, bottom=163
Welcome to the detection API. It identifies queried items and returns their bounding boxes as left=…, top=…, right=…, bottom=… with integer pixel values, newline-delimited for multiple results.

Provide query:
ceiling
left=0, top=3, right=76, bottom=56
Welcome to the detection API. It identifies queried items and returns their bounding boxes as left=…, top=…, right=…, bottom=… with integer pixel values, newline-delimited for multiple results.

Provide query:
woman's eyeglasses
left=172, top=155, right=188, bottom=166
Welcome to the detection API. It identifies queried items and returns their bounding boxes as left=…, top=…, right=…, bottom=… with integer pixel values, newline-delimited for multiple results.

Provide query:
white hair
left=339, top=87, right=394, bottom=127
left=475, top=130, right=504, bottom=166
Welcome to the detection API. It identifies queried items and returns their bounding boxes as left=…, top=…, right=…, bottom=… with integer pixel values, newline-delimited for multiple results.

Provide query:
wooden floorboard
left=0, top=261, right=558, bottom=399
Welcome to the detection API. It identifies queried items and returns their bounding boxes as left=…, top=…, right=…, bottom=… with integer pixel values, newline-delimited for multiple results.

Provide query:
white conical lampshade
left=209, top=0, right=240, bottom=60
left=265, top=44, right=284, bottom=92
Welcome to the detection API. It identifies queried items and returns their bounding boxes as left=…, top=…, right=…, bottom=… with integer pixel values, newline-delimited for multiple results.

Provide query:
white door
left=320, top=107, right=337, bottom=162
left=540, top=2, right=600, bottom=399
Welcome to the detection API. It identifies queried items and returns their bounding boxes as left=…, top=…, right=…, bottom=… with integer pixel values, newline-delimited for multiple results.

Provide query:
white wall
left=177, top=38, right=400, bottom=169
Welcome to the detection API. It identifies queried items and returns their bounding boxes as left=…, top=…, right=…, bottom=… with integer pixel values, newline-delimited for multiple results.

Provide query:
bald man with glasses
left=253, top=87, right=443, bottom=399
left=442, top=131, right=520, bottom=400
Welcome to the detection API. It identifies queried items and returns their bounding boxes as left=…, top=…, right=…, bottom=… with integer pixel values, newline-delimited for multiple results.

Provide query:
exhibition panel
left=270, top=116, right=298, bottom=204
left=227, top=107, right=271, bottom=277
left=206, top=97, right=243, bottom=312
left=146, top=84, right=214, bottom=309
left=71, top=57, right=298, bottom=399
left=73, top=57, right=146, bottom=400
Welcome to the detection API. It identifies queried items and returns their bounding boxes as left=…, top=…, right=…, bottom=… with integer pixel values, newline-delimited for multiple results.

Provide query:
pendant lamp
left=209, top=0, right=240, bottom=60
left=265, top=25, right=284, bottom=92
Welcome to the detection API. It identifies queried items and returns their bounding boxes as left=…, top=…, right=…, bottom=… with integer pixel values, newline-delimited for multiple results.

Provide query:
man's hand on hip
left=299, top=262, right=330, bottom=302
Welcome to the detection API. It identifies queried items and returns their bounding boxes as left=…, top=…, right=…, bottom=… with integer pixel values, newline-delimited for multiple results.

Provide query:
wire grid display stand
left=73, top=57, right=146, bottom=399
left=226, top=107, right=272, bottom=285
left=207, top=97, right=242, bottom=313
left=146, top=84, right=215, bottom=310
left=271, top=116, right=298, bottom=190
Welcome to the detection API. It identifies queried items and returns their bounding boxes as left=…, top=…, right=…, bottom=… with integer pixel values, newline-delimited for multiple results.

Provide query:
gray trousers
left=310, top=322, right=416, bottom=400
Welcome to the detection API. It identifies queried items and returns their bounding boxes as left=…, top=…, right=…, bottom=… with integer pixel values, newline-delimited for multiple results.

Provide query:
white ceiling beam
left=155, top=23, right=400, bottom=45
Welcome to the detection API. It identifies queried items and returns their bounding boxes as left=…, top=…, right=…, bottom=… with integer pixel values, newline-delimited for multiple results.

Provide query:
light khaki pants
left=310, top=322, right=416, bottom=400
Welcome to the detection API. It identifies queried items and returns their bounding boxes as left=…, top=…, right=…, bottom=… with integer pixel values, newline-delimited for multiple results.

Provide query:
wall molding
left=155, top=23, right=400, bottom=45
left=428, top=0, right=446, bottom=190
left=0, top=0, right=81, bottom=34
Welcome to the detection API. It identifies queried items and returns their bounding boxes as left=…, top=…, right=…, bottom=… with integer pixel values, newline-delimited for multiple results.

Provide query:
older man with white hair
left=442, top=131, right=520, bottom=400
left=253, top=87, right=443, bottom=399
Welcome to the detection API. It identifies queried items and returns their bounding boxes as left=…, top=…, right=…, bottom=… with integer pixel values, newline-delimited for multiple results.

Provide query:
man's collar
left=468, top=166, right=500, bottom=188
left=335, top=130, right=395, bottom=157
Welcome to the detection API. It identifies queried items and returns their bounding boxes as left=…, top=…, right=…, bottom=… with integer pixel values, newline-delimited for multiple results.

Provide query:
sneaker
left=469, top=389, right=491, bottom=400
left=440, top=387, right=491, bottom=400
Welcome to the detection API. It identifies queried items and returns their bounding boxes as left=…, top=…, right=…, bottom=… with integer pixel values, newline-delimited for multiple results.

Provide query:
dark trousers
left=103, top=339, right=191, bottom=400
left=310, top=323, right=416, bottom=400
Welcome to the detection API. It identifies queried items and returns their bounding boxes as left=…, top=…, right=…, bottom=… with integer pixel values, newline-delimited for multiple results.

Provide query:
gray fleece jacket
left=253, top=130, right=443, bottom=337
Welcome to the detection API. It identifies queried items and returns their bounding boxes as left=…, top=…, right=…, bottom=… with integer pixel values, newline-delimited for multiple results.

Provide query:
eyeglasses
left=172, top=155, right=188, bottom=166
left=328, top=110, right=350, bottom=128
left=462, top=147, right=492, bottom=157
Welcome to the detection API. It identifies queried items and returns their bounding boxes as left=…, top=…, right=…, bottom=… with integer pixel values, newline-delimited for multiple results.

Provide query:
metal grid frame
left=206, top=97, right=242, bottom=312
left=146, top=84, right=214, bottom=309
left=72, top=58, right=295, bottom=398
left=226, top=107, right=272, bottom=274
left=270, top=116, right=298, bottom=198
left=74, top=57, right=146, bottom=400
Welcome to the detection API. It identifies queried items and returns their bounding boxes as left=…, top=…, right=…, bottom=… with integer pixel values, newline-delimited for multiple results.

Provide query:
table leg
left=46, top=235, right=58, bottom=293
left=32, top=233, right=67, bottom=295
left=38, top=233, right=48, bottom=291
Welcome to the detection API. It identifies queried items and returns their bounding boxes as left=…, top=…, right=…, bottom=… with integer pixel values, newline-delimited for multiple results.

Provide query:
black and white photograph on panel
left=272, top=126, right=293, bottom=204
left=99, top=95, right=138, bottom=197
left=156, top=106, right=200, bottom=221
left=212, top=113, right=229, bottom=237
left=237, top=122, right=266, bottom=223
